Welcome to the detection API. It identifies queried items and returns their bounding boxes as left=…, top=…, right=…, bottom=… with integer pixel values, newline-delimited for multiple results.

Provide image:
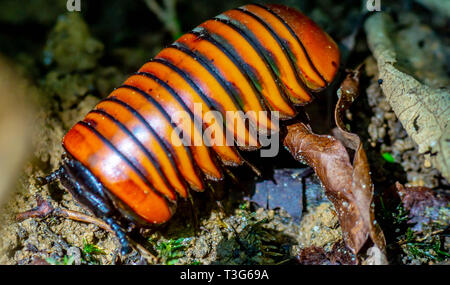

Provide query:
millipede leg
left=31, top=164, right=132, bottom=256
left=35, top=166, right=65, bottom=186
left=59, top=158, right=134, bottom=256
left=187, top=192, right=199, bottom=232
left=105, top=217, right=132, bottom=255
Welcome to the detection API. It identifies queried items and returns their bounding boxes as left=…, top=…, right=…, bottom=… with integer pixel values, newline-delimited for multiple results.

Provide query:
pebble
left=67, top=246, right=82, bottom=265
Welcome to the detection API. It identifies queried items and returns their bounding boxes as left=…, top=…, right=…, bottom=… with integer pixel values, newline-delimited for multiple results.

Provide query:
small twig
left=274, top=258, right=291, bottom=265
left=17, top=195, right=159, bottom=262
left=54, top=208, right=112, bottom=233
left=16, top=195, right=53, bottom=221
left=397, top=229, right=445, bottom=245
left=16, top=195, right=112, bottom=233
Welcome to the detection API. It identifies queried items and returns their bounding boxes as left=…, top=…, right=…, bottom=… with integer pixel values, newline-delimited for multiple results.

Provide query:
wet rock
left=251, top=168, right=305, bottom=220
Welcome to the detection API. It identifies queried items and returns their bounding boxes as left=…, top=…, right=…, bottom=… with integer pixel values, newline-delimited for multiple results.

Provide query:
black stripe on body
left=99, top=96, right=187, bottom=192
left=150, top=58, right=232, bottom=141
left=136, top=71, right=222, bottom=178
left=87, top=109, right=176, bottom=200
left=77, top=121, right=170, bottom=204
left=253, top=3, right=328, bottom=86
left=190, top=29, right=268, bottom=114
left=149, top=58, right=244, bottom=165
left=161, top=45, right=257, bottom=146
left=170, top=43, right=245, bottom=113
left=116, top=84, right=199, bottom=185
left=234, top=8, right=313, bottom=96
left=151, top=58, right=216, bottom=113
left=136, top=71, right=200, bottom=133
left=211, top=16, right=292, bottom=109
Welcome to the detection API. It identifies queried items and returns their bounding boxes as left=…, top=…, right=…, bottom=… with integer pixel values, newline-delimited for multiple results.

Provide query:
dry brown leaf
left=365, top=13, right=450, bottom=182
left=335, top=68, right=386, bottom=259
left=284, top=123, right=385, bottom=259
left=284, top=69, right=386, bottom=261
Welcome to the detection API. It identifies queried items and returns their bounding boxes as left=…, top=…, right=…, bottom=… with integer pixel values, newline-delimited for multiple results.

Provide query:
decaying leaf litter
left=0, top=0, right=448, bottom=265
left=284, top=68, right=387, bottom=263
left=365, top=12, right=450, bottom=183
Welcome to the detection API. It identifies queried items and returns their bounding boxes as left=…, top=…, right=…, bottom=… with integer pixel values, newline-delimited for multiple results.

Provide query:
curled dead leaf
left=284, top=69, right=386, bottom=262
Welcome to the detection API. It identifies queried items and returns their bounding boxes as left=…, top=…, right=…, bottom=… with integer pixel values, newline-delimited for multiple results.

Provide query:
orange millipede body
left=61, top=4, right=339, bottom=226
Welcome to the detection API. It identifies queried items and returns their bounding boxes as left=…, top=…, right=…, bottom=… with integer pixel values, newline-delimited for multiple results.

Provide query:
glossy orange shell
left=62, top=4, right=340, bottom=224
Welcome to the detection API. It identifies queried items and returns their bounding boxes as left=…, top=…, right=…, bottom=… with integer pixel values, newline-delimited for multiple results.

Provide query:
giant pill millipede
left=37, top=3, right=340, bottom=254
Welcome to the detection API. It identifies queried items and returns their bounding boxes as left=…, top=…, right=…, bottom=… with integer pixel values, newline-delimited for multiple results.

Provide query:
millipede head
left=35, top=157, right=135, bottom=256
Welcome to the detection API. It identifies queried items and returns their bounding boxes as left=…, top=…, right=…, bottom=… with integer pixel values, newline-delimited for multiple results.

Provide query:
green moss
left=152, top=237, right=189, bottom=265
left=378, top=196, right=449, bottom=264
left=81, top=239, right=106, bottom=265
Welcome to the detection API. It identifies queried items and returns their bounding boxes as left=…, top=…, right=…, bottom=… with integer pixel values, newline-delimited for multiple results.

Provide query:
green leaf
left=382, top=152, right=396, bottom=163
